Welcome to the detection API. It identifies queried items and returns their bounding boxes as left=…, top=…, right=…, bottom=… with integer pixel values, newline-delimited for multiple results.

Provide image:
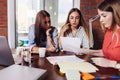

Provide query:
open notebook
left=0, top=64, right=47, bottom=80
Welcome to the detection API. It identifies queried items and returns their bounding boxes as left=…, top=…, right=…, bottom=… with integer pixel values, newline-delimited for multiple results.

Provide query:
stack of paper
left=91, top=57, right=117, bottom=68
left=57, top=61, right=99, bottom=73
left=65, top=70, right=80, bottom=80
left=47, top=55, right=98, bottom=73
left=47, top=55, right=85, bottom=65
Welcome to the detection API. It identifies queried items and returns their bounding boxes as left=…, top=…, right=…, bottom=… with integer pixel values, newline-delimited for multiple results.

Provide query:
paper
left=77, top=49, right=100, bottom=55
left=91, top=57, right=117, bottom=68
left=60, top=37, right=81, bottom=53
left=57, top=61, right=99, bottom=73
left=47, top=55, right=85, bottom=65
left=65, top=70, right=80, bottom=80
left=60, top=37, right=99, bottom=54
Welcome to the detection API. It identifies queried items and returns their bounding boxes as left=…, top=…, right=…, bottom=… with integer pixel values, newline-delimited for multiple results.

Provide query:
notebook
left=0, top=36, right=15, bottom=66
left=0, top=64, right=47, bottom=80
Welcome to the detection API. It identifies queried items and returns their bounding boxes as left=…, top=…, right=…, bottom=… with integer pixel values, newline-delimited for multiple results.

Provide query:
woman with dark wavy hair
left=28, top=10, right=58, bottom=53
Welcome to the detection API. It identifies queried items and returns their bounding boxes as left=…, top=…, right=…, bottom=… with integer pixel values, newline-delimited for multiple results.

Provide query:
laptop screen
left=0, top=36, right=15, bottom=66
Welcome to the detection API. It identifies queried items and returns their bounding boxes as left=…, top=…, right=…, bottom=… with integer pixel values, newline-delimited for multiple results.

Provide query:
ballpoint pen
left=51, top=41, right=56, bottom=48
left=96, top=75, right=120, bottom=80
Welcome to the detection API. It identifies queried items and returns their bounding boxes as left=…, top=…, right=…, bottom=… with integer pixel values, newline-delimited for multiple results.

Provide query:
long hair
left=34, top=10, right=50, bottom=46
left=98, top=0, right=120, bottom=46
left=98, top=0, right=120, bottom=31
left=63, top=8, right=89, bottom=39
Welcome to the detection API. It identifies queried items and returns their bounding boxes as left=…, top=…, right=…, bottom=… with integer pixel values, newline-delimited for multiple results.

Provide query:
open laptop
left=0, top=36, right=47, bottom=80
left=0, top=64, right=47, bottom=80
left=0, top=36, right=15, bottom=66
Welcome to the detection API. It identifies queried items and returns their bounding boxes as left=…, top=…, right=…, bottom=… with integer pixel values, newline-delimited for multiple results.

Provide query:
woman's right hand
left=60, top=23, right=70, bottom=36
left=61, top=23, right=70, bottom=32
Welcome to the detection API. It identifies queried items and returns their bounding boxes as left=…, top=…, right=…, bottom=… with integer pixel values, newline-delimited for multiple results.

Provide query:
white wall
left=7, top=0, right=15, bottom=48
left=73, top=0, right=80, bottom=9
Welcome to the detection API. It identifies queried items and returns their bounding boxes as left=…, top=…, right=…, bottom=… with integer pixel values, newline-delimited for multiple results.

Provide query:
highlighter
left=54, top=63, right=64, bottom=76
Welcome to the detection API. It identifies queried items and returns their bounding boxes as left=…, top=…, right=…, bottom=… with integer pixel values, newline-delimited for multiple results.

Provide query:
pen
left=51, top=41, right=59, bottom=52
left=51, top=41, right=56, bottom=48
left=96, top=75, right=120, bottom=80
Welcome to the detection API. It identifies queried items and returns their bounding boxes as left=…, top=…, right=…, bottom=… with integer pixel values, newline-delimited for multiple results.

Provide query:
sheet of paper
left=65, top=70, right=80, bottom=80
left=57, top=61, right=99, bottom=73
left=60, top=37, right=81, bottom=53
left=60, top=37, right=99, bottom=54
left=91, top=57, right=117, bottom=68
left=77, top=49, right=100, bottom=55
left=46, top=55, right=85, bottom=65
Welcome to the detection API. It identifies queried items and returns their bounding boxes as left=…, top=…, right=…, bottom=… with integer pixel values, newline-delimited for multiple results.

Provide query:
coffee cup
left=39, top=47, right=46, bottom=57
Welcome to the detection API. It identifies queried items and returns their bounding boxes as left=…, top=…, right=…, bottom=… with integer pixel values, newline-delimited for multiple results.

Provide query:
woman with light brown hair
left=97, top=0, right=120, bottom=62
left=58, top=8, right=90, bottom=50
left=92, top=0, right=120, bottom=68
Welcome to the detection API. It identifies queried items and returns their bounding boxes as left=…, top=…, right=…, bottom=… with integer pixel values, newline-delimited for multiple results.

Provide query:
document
left=65, top=70, right=80, bottom=80
left=57, top=61, right=99, bottom=73
left=60, top=37, right=98, bottom=54
left=60, top=37, right=81, bottom=54
left=47, top=55, right=85, bottom=65
left=91, top=57, right=117, bottom=68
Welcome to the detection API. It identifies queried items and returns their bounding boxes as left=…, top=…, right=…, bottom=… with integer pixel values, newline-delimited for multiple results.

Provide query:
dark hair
left=34, top=10, right=50, bottom=46
left=63, top=8, right=89, bottom=39
left=98, top=0, right=120, bottom=30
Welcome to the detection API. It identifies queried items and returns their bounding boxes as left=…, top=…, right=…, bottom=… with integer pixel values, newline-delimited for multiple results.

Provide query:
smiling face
left=98, top=9, right=113, bottom=29
left=69, top=11, right=80, bottom=29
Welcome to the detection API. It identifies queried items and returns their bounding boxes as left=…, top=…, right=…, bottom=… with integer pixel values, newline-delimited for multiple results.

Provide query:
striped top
left=66, top=26, right=89, bottom=48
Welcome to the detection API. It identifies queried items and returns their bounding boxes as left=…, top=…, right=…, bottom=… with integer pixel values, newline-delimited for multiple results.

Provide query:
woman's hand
left=46, top=28, right=52, bottom=36
left=46, top=46, right=57, bottom=52
left=60, top=23, right=70, bottom=34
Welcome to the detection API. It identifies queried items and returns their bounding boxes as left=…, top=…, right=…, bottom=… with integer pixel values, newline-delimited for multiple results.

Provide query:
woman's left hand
left=46, top=28, right=52, bottom=36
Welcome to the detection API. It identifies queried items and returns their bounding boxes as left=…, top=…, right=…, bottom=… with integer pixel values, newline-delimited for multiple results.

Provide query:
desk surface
left=1, top=51, right=120, bottom=80
left=31, top=52, right=120, bottom=80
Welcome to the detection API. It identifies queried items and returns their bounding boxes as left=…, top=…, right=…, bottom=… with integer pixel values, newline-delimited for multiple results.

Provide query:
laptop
left=0, top=64, right=47, bottom=80
left=0, top=36, right=15, bottom=66
left=0, top=36, right=47, bottom=80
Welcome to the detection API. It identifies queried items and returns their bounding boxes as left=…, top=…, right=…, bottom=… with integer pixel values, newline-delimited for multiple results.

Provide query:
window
left=15, top=0, right=80, bottom=47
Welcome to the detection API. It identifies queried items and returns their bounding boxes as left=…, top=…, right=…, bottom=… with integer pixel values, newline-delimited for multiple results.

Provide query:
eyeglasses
left=44, top=21, right=51, bottom=24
